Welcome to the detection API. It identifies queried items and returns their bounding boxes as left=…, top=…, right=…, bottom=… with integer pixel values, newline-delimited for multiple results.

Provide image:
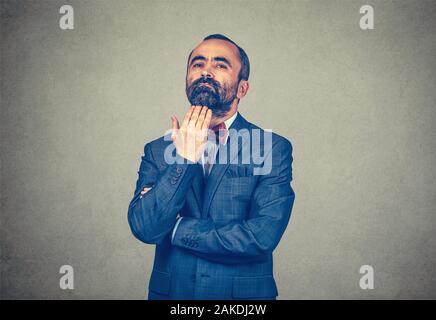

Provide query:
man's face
left=185, top=39, right=242, bottom=117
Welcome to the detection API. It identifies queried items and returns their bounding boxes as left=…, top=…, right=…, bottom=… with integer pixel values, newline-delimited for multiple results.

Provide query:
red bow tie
left=210, top=122, right=228, bottom=145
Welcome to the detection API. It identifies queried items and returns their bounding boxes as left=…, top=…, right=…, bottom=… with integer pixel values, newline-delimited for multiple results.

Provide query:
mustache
left=191, top=77, right=221, bottom=91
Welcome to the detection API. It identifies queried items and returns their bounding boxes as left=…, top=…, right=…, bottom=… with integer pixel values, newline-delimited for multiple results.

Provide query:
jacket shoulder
left=146, top=133, right=172, bottom=148
left=246, top=121, right=293, bottom=151
left=142, top=133, right=173, bottom=161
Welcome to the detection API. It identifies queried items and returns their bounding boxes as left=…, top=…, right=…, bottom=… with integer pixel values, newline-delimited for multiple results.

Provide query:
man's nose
left=201, top=69, right=213, bottom=79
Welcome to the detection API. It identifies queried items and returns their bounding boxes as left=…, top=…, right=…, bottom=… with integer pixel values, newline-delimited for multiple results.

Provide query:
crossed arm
left=128, top=138, right=295, bottom=264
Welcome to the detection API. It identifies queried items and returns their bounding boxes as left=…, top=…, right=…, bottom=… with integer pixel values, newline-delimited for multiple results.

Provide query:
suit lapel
left=191, top=163, right=204, bottom=213
left=201, top=113, right=251, bottom=218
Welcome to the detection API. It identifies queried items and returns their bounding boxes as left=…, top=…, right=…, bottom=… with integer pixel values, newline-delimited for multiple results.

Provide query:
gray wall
left=1, top=0, right=435, bottom=299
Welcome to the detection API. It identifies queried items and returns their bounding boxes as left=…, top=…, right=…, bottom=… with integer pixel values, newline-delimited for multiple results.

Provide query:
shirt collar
left=222, top=111, right=238, bottom=145
left=224, top=111, right=238, bottom=130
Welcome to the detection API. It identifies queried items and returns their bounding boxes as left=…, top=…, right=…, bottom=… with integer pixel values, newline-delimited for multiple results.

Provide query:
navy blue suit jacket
left=128, top=113, right=295, bottom=299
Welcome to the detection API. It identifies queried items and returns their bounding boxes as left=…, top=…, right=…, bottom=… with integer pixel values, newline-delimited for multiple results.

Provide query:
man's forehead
left=190, top=39, right=239, bottom=62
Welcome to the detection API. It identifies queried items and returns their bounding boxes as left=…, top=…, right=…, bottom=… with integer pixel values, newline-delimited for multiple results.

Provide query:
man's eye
left=217, top=64, right=227, bottom=69
left=193, top=63, right=203, bottom=68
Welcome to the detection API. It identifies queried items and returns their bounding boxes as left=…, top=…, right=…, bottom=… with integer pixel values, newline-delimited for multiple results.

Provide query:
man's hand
left=171, top=106, right=212, bottom=163
left=139, top=187, right=152, bottom=199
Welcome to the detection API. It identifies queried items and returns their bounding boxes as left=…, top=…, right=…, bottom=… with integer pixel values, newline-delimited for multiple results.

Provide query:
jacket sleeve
left=171, top=139, right=295, bottom=264
left=127, top=142, right=198, bottom=244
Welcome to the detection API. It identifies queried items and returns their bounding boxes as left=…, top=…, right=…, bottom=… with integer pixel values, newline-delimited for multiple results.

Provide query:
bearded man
left=128, top=34, right=295, bottom=300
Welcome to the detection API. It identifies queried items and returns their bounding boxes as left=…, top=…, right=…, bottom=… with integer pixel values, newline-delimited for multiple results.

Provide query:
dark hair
left=188, top=34, right=250, bottom=81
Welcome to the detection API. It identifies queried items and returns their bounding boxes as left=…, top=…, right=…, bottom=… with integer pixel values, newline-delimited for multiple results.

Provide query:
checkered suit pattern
left=128, top=113, right=295, bottom=299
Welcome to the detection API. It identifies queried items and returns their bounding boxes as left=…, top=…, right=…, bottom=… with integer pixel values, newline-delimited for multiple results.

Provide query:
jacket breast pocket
left=225, top=165, right=255, bottom=178
left=220, top=173, right=257, bottom=192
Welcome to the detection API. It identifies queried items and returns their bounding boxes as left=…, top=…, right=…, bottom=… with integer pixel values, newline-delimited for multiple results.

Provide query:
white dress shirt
left=200, top=111, right=238, bottom=176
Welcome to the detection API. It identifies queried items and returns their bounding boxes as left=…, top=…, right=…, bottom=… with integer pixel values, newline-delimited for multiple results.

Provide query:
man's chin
left=189, top=101, right=216, bottom=109
left=188, top=100, right=224, bottom=114
left=188, top=94, right=217, bottom=108
left=188, top=93, right=233, bottom=116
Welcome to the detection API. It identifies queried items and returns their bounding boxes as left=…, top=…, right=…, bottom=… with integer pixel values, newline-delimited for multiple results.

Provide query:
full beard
left=186, top=79, right=238, bottom=118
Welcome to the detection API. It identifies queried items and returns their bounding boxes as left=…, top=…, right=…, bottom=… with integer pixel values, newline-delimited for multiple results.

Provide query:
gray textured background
left=1, top=0, right=435, bottom=299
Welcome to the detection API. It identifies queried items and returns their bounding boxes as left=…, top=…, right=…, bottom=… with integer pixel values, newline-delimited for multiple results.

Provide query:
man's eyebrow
left=213, top=56, right=232, bottom=67
left=190, top=55, right=207, bottom=66
left=190, top=55, right=232, bottom=68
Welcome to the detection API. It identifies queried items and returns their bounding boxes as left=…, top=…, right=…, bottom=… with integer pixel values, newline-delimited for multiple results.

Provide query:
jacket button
left=176, top=167, right=183, bottom=173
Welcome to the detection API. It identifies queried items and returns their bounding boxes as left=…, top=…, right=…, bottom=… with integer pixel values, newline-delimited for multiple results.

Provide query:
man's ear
left=236, top=80, right=249, bottom=99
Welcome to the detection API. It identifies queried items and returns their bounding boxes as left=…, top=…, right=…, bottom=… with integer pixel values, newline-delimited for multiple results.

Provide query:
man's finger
left=201, top=109, right=213, bottom=130
left=196, top=107, right=208, bottom=129
left=140, top=187, right=152, bottom=194
left=171, top=115, right=180, bottom=141
left=188, top=106, right=202, bottom=128
left=171, top=115, right=180, bottom=129
left=139, top=187, right=152, bottom=198
left=181, top=106, right=195, bottom=129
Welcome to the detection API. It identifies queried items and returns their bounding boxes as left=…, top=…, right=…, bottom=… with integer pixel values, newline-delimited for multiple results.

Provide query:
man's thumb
left=171, top=115, right=180, bottom=141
